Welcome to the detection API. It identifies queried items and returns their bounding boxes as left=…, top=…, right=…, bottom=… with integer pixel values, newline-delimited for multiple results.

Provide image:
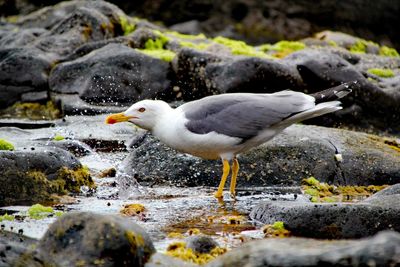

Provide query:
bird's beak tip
left=105, top=113, right=131, bottom=124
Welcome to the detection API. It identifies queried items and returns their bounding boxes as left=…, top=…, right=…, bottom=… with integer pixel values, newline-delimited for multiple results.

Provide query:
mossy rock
left=25, top=212, right=156, bottom=267
left=0, top=147, right=95, bottom=206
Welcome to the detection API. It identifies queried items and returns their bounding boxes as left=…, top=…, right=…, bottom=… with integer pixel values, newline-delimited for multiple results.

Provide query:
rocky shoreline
left=1, top=1, right=400, bottom=266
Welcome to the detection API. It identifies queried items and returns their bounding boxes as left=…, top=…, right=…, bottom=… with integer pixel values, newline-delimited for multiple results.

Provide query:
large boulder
left=0, top=147, right=94, bottom=206
left=206, top=230, right=400, bottom=267
left=11, top=212, right=156, bottom=267
left=250, top=184, right=400, bottom=239
left=119, top=124, right=400, bottom=188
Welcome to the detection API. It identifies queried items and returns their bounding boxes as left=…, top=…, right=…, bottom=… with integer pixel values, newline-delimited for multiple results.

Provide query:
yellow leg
left=214, top=159, right=230, bottom=199
left=230, top=158, right=239, bottom=198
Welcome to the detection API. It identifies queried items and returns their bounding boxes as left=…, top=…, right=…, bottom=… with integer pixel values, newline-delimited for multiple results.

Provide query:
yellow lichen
left=302, top=177, right=388, bottom=202
left=125, top=230, right=145, bottom=254
left=0, top=139, right=14, bottom=151
left=262, top=221, right=291, bottom=238
left=166, top=241, right=226, bottom=265
left=167, top=232, right=185, bottom=239
left=56, top=166, right=95, bottom=193
left=120, top=203, right=146, bottom=217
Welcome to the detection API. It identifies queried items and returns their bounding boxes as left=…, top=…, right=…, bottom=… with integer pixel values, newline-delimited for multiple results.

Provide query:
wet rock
left=175, top=48, right=303, bottom=100
left=43, top=139, right=92, bottom=157
left=0, top=1, right=125, bottom=109
left=145, top=252, right=199, bottom=267
left=0, top=238, right=33, bottom=267
left=49, top=43, right=173, bottom=105
left=364, top=183, right=400, bottom=206
left=28, top=212, right=156, bottom=267
left=285, top=49, right=400, bottom=132
left=250, top=184, right=400, bottom=239
left=206, top=230, right=400, bottom=267
left=185, top=235, right=219, bottom=254
left=120, top=124, right=400, bottom=188
left=0, top=147, right=94, bottom=206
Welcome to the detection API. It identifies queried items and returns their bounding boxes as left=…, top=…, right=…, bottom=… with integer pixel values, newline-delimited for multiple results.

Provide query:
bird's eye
left=138, top=107, right=146, bottom=113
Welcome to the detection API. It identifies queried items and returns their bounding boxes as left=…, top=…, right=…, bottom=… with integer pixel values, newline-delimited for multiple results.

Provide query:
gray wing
left=181, top=91, right=315, bottom=141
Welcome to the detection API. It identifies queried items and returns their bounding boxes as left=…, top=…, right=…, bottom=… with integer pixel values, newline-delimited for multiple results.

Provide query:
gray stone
left=250, top=201, right=400, bottom=239
left=145, top=252, right=199, bottom=267
left=185, top=235, right=219, bottom=254
left=206, top=230, right=400, bottom=267
left=33, top=212, right=156, bottom=267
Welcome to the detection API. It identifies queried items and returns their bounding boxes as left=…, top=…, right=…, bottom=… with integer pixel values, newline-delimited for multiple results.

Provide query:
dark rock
left=43, top=139, right=92, bottom=157
left=0, top=147, right=94, bottom=206
left=206, top=230, right=400, bottom=267
left=0, top=47, right=53, bottom=108
left=0, top=238, right=33, bottom=267
left=250, top=184, right=400, bottom=239
left=145, top=252, right=199, bottom=267
left=250, top=201, right=400, bottom=239
left=185, top=235, right=219, bottom=254
left=20, top=91, right=48, bottom=103
left=49, top=43, right=173, bottom=105
left=120, top=124, right=400, bottom=188
left=30, top=212, right=156, bottom=267
left=364, top=183, right=400, bottom=206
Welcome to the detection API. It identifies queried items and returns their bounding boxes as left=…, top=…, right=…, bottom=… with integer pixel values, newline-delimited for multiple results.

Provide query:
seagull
left=106, top=81, right=356, bottom=199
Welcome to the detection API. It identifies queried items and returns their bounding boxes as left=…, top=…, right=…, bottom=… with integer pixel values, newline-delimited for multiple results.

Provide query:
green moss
left=0, top=213, right=15, bottom=222
left=259, top=40, right=305, bottom=58
left=367, top=68, right=394, bottom=78
left=379, top=46, right=400, bottom=57
left=53, top=134, right=65, bottom=141
left=213, top=36, right=270, bottom=58
left=0, top=101, right=61, bottom=120
left=28, top=204, right=54, bottom=219
left=349, top=40, right=367, bottom=53
left=136, top=31, right=176, bottom=62
left=0, top=139, right=14, bottom=151
left=179, top=41, right=211, bottom=50
left=166, top=31, right=206, bottom=40
left=137, top=49, right=176, bottom=62
left=119, top=15, right=135, bottom=35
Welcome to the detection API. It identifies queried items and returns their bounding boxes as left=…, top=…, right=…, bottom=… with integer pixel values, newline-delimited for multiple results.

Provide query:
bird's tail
left=311, top=81, right=358, bottom=104
left=278, top=81, right=358, bottom=125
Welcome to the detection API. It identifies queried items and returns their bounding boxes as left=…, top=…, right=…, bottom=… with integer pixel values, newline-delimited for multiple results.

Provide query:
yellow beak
left=105, top=113, right=135, bottom=124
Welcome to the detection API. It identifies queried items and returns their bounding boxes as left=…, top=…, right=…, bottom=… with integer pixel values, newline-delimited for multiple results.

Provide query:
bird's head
left=105, top=100, right=172, bottom=131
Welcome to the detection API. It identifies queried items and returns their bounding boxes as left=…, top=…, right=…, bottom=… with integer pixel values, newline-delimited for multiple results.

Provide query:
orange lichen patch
left=262, top=221, right=291, bottom=238
left=120, top=203, right=146, bottom=217
left=165, top=241, right=227, bottom=265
